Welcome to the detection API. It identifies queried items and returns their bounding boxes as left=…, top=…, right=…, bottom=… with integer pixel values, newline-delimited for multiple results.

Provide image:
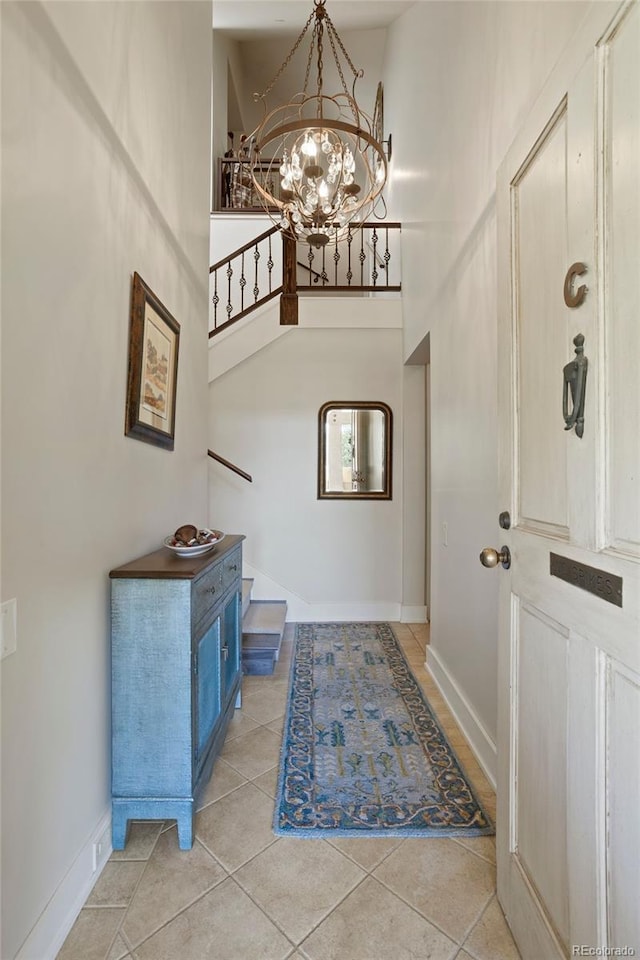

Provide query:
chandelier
left=248, top=0, right=387, bottom=248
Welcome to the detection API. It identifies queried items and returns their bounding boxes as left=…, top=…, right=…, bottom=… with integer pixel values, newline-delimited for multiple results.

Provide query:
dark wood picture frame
left=125, top=272, right=180, bottom=450
left=318, top=401, right=393, bottom=500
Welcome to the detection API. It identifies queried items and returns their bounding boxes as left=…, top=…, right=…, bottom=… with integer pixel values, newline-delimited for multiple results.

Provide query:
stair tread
left=243, top=599, right=287, bottom=635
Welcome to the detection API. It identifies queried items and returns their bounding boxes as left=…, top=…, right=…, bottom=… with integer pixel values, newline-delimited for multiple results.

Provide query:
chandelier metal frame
left=248, top=0, right=387, bottom=247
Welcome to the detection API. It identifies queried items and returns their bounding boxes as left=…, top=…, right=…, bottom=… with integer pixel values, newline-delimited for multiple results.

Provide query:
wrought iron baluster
left=347, top=227, right=353, bottom=286
left=253, top=243, right=260, bottom=302
left=384, top=227, right=391, bottom=286
left=371, top=227, right=378, bottom=287
left=321, top=244, right=328, bottom=285
left=307, top=244, right=315, bottom=283
left=333, top=235, right=340, bottom=286
left=267, top=234, right=274, bottom=293
left=226, top=262, right=233, bottom=318
left=359, top=228, right=366, bottom=286
left=239, top=251, right=246, bottom=312
left=212, top=270, right=219, bottom=329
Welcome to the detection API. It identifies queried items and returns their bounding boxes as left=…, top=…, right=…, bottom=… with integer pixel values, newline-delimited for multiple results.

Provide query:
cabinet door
left=194, top=616, right=222, bottom=769
left=221, top=588, right=241, bottom=700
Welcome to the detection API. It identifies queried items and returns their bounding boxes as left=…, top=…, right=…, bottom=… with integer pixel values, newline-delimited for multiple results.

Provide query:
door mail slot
left=550, top=553, right=622, bottom=607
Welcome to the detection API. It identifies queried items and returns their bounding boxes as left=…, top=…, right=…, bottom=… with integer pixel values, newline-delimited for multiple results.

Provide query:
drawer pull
left=229, top=564, right=238, bottom=572
left=222, top=645, right=229, bottom=661
left=207, top=586, right=216, bottom=596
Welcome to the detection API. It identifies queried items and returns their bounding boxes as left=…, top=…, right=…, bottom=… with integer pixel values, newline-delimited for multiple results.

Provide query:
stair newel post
left=280, top=231, right=299, bottom=326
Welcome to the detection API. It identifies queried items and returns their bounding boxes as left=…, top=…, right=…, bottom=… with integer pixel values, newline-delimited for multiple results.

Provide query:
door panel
left=196, top=617, right=221, bottom=763
left=222, top=588, right=241, bottom=697
left=606, top=1, right=640, bottom=557
left=515, top=603, right=569, bottom=947
left=606, top=662, right=640, bottom=949
left=514, top=107, right=570, bottom=536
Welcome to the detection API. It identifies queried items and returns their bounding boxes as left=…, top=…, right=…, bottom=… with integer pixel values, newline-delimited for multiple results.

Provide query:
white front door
left=495, top=3, right=640, bottom=956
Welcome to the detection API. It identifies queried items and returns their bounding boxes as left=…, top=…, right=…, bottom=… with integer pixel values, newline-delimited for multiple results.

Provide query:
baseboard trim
left=292, top=601, right=402, bottom=622
left=243, top=561, right=401, bottom=623
left=426, top=646, right=497, bottom=788
left=400, top=605, right=428, bottom=623
left=15, top=811, right=112, bottom=960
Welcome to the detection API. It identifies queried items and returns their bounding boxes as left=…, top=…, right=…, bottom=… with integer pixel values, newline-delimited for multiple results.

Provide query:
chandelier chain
left=325, top=21, right=359, bottom=124
left=316, top=18, right=323, bottom=109
left=255, top=6, right=316, bottom=102
left=302, top=33, right=316, bottom=95
left=324, top=15, right=361, bottom=82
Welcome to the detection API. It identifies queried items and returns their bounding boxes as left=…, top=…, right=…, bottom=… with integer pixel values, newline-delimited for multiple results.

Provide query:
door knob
left=479, top=546, right=511, bottom=570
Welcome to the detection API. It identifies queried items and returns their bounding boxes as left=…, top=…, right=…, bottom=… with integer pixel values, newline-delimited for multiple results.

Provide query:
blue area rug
left=274, top=623, right=494, bottom=837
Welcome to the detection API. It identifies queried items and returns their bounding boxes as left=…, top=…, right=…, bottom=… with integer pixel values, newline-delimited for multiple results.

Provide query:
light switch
left=1, top=599, right=17, bottom=658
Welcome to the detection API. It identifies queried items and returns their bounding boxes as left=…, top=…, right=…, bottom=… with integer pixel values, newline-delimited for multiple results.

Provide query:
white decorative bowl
left=163, top=530, right=225, bottom=558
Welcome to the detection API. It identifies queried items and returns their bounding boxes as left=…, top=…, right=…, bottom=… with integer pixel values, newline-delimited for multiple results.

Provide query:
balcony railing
left=217, top=157, right=283, bottom=213
left=296, top=223, right=401, bottom=292
left=210, top=219, right=401, bottom=336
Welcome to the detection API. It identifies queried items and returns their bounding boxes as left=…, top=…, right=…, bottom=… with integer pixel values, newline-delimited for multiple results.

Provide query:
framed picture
left=125, top=272, right=180, bottom=450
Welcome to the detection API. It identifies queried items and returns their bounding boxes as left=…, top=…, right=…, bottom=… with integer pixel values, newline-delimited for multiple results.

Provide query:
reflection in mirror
left=318, top=402, right=392, bottom=499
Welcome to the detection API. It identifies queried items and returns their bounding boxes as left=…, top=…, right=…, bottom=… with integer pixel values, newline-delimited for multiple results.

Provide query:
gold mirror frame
left=318, top=401, right=393, bottom=500
left=373, top=82, right=384, bottom=145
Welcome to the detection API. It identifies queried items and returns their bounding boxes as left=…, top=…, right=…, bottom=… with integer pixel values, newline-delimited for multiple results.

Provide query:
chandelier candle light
left=249, top=0, right=388, bottom=248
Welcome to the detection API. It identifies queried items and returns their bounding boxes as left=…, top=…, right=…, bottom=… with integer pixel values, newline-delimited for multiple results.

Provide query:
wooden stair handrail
left=297, top=260, right=327, bottom=284
left=207, top=287, right=282, bottom=339
left=354, top=221, right=402, bottom=229
left=207, top=450, right=253, bottom=483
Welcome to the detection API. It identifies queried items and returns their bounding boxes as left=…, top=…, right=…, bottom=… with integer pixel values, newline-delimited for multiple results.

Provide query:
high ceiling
left=213, top=0, right=414, bottom=138
left=213, top=1, right=415, bottom=40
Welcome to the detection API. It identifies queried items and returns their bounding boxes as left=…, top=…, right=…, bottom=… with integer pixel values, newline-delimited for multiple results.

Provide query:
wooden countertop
left=109, top=534, right=245, bottom=580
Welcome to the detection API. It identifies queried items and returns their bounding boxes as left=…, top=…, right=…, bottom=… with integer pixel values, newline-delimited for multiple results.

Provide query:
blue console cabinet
left=109, top=534, right=244, bottom=850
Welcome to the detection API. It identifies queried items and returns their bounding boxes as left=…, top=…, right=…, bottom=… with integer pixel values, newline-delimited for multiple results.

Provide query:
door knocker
left=563, top=334, right=588, bottom=438
left=563, top=262, right=588, bottom=308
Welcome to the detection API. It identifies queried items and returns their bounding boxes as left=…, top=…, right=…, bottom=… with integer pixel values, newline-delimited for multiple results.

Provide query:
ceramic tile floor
left=57, top=623, right=521, bottom=960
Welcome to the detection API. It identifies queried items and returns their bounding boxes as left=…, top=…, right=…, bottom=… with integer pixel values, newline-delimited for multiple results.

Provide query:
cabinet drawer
left=222, top=547, right=241, bottom=591
left=192, top=561, right=223, bottom=627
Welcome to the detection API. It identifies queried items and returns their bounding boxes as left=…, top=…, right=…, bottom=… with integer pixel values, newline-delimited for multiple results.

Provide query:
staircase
left=241, top=578, right=287, bottom=675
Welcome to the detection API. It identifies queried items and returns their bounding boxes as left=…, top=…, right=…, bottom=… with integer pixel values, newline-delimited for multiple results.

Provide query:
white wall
left=383, top=0, right=590, bottom=770
left=208, top=312, right=425, bottom=620
left=212, top=32, right=250, bottom=205
left=237, top=27, right=387, bottom=142
left=212, top=31, right=231, bottom=205
left=0, top=3, right=211, bottom=957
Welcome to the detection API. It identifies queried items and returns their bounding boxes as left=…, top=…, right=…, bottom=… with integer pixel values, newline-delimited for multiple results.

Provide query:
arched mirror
left=318, top=401, right=393, bottom=500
